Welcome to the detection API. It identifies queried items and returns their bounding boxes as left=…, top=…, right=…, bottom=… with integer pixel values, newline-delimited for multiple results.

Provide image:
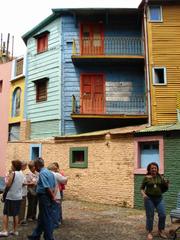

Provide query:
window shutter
left=36, top=81, right=47, bottom=102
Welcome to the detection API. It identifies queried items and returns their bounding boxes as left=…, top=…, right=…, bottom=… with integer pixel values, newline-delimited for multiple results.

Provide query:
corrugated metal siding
left=26, top=18, right=61, bottom=128
left=31, top=120, right=60, bottom=139
left=148, top=5, right=180, bottom=124
left=134, top=135, right=180, bottom=212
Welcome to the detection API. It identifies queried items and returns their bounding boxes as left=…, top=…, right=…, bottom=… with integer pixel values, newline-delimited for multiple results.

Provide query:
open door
left=80, top=24, right=104, bottom=55
left=80, top=74, right=105, bottom=114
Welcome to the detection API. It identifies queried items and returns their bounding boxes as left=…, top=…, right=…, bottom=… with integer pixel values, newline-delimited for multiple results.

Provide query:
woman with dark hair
left=141, top=162, right=169, bottom=240
left=0, top=160, right=24, bottom=237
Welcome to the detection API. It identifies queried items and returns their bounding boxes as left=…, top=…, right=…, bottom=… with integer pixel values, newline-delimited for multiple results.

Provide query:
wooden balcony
left=71, top=95, right=147, bottom=119
left=72, top=36, right=144, bottom=64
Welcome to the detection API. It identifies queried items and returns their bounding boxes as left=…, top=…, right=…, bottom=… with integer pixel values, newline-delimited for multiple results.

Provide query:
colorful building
left=5, top=3, right=180, bottom=209
left=8, top=56, right=28, bottom=142
left=22, top=8, right=148, bottom=138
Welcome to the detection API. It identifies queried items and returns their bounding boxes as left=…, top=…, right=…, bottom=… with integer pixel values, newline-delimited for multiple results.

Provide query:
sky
left=0, top=0, right=141, bottom=57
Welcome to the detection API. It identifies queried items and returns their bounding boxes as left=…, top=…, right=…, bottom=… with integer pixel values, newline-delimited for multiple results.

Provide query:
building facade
left=22, top=8, right=148, bottom=138
left=0, top=61, right=12, bottom=176
left=5, top=2, right=180, bottom=209
left=9, top=56, right=27, bottom=142
left=134, top=0, right=180, bottom=211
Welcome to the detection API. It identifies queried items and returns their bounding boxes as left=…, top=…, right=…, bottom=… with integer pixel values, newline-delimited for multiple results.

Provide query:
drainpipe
left=143, top=0, right=151, bottom=126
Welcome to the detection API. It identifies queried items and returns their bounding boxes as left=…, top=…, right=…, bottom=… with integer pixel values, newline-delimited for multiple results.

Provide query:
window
left=30, top=144, right=42, bottom=160
left=37, top=34, right=48, bottom=53
left=12, top=87, right=21, bottom=117
left=134, top=136, right=164, bottom=174
left=33, top=31, right=49, bottom=53
left=69, top=147, right=88, bottom=168
left=0, top=80, right=2, bottom=92
left=140, top=141, right=159, bottom=168
left=15, top=58, right=23, bottom=76
left=9, top=123, right=20, bottom=141
left=11, top=56, right=25, bottom=80
left=153, top=67, right=167, bottom=85
left=148, top=6, right=162, bottom=22
left=34, top=78, right=49, bottom=102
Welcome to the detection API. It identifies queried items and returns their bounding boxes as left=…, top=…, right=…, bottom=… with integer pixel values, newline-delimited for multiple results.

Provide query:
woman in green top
left=141, top=162, right=169, bottom=240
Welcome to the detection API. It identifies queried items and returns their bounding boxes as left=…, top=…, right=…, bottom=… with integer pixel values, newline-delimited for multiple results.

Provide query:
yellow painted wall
left=147, top=5, right=180, bottom=125
left=9, top=77, right=25, bottom=124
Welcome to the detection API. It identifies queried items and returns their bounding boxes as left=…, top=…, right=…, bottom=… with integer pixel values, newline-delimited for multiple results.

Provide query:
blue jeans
left=51, top=201, right=60, bottom=228
left=144, top=196, right=166, bottom=232
left=30, top=194, right=55, bottom=240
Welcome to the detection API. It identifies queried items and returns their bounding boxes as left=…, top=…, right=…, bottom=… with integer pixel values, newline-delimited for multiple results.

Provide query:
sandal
left=159, top=230, right=167, bottom=239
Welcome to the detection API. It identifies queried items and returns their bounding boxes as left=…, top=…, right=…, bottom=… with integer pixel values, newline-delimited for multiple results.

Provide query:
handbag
left=1, top=172, right=15, bottom=203
left=160, top=176, right=169, bottom=193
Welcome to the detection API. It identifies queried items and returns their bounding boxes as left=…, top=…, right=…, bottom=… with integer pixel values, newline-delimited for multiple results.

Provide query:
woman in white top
left=0, top=160, right=24, bottom=237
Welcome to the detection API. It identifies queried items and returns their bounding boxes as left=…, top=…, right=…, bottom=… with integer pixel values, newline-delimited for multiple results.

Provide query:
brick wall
left=7, top=134, right=135, bottom=207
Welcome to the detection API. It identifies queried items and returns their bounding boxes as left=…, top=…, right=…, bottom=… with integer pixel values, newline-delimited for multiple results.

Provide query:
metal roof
left=54, top=124, right=147, bottom=140
left=136, top=122, right=180, bottom=134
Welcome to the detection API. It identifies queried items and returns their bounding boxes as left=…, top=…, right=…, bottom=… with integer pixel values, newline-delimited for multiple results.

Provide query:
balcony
left=71, top=94, right=147, bottom=119
left=72, top=36, right=144, bottom=64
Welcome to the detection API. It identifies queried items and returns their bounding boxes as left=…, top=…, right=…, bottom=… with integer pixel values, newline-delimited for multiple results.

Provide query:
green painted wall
left=134, top=135, right=180, bottom=213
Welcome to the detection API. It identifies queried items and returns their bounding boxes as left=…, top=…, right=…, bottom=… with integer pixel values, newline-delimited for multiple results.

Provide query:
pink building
left=0, top=61, right=12, bottom=176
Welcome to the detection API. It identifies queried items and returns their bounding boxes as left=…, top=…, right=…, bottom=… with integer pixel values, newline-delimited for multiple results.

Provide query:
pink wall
left=0, top=61, right=12, bottom=176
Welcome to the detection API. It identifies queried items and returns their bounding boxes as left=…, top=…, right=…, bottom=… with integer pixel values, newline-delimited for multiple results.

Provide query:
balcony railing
left=72, top=95, right=146, bottom=115
left=72, top=36, right=144, bottom=56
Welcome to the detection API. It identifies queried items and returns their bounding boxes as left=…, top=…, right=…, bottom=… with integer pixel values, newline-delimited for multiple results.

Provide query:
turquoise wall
left=26, top=18, right=62, bottom=138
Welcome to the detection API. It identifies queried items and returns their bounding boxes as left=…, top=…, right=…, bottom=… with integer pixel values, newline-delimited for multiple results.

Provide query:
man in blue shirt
left=28, top=158, right=56, bottom=240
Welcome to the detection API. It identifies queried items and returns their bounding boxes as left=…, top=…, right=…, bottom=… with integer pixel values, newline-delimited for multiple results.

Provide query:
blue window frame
left=30, top=144, right=42, bottom=160
left=148, top=6, right=162, bottom=22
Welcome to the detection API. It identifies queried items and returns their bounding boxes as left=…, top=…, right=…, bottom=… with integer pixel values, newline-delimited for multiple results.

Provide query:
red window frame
left=37, top=34, right=48, bottom=53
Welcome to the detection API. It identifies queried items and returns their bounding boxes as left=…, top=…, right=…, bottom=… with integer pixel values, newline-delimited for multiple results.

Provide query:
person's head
left=147, top=162, right=159, bottom=176
left=34, top=157, right=44, bottom=172
left=21, top=161, right=27, bottom=171
left=28, top=161, right=36, bottom=173
left=11, top=160, right=22, bottom=171
left=52, top=162, right=59, bottom=172
left=47, top=163, right=58, bottom=172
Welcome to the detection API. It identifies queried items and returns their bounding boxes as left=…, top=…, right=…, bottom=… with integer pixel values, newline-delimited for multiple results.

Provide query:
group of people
left=0, top=158, right=169, bottom=240
left=0, top=157, right=67, bottom=240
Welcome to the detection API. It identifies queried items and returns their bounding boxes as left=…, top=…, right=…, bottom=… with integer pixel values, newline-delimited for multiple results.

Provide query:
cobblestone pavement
left=0, top=200, right=179, bottom=240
